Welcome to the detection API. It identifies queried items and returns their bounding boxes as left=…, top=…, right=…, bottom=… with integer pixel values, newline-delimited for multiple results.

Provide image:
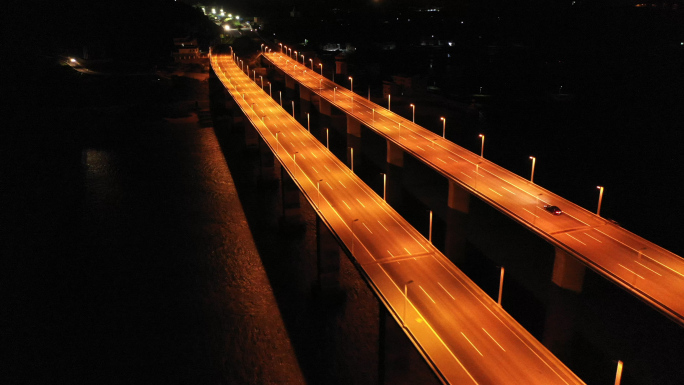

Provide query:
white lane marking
left=377, top=220, right=389, bottom=232
left=482, top=328, right=506, bottom=352
left=634, top=261, right=662, bottom=276
left=583, top=232, right=602, bottom=243
left=312, top=166, right=319, bottom=173
left=523, top=208, right=539, bottom=218
left=400, top=136, right=407, bottom=140
left=325, top=182, right=333, bottom=190
left=419, top=285, right=436, bottom=304
left=565, top=234, right=586, bottom=245
left=437, top=282, right=455, bottom=300
left=448, top=156, right=458, bottom=162
left=416, top=146, right=426, bottom=151
left=500, top=186, right=516, bottom=195
left=595, top=229, right=684, bottom=278
left=437, top=157, right=447, bottom=164
left=388, top=249, right=394, bottom=257
left=300, top=154, right=306, bottom=160
left=324, top=165, right=330, bottom=172
left=404, top=248, right=412, bottom=255
left=312, top=153, right=318, bottom=158
left=356, top=198, right=366, bottom=208
left=339, top=180, right=347, bottom=188
left=461, top=332, right=484, bottom=356
left=618, top=264, right=645, bottom=280
left=488, top=188, right=503, bottom=197
left=460, top=172, right=473, bottom=179
left=363, top=222, right=373, bottom=234
left=409, top=135, right=417, bottom=139
left=342, top=200, right=351, bottom=210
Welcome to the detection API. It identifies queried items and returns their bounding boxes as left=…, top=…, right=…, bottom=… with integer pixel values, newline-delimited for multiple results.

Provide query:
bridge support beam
left=347, top=115, right=362, bottom=169
left=386, top=141, right=404, bottom=207
left=378, top=307, right=439, bottom=385
left=285, top=74, right=296, bottom=90
left=316, top=216, right=341, bottom=291
left=244, top=120, right=259, bottom=149
left=258, top=136, right=278, bottom=185
left=445, top=181, right=470, bottom=265
left=551, top=248, right=585, bottom=293
left=280, top=166, right=303, bottom=228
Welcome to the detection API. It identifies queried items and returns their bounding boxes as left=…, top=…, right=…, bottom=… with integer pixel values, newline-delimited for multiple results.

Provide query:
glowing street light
left=326, top=128, right=329, bottom=149
left=597, top=186, right=605, bottom=216
left=260, top=75, right=263, bottom=88
left=291, top=100, right=295, bottom=117
left=309, top=58, right=313, bottom=69
left=319, top=63, right=323, bottom=76
left=307, top=112, right=310, bottom=132
left=279, top=43, right=283, bottom=52
left=410, top=103, right=415, bottom=123
left=440, top=117, right=446, bottom=138
left=279, top=91, right=282, bottom=106
left=348, top=76, right=353, bottom=93
left=334, top=87, right=337, bottom=102
left=403, top=280, right=414, bottom=328
left=388, top=94, right=391, bottom=111
left=614, top=360, right=624, bottom=385
left=380, top=172, right=387, bottom=201
left=479, top=134, right=485, bottom=158
left=529, top=156, right=536, bottom=183
left=428, top=210, right=433, bottom=243
left=498, top=267, right=505, bottom=306
left=261, top=43, right=264, bottom=52
left=268, top=82, right=272, bottom=97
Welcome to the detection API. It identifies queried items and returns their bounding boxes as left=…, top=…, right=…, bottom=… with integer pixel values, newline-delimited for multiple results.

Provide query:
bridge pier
left=280, top=166, right=303, bottom=229
left=299, top=86, right=312, bottom=122
left=244, top=119, right=259, bottom=149
left=551, top=248, right=586, bottom=293
left=347, top=115, right=362, bottom=170
left=316, top=216, right=341, bottom=292
left=386, top=141, right=404, bottom=207
left=445, top=181, right=470, bottom=266
left=378, top=307, right=439, bottom=385
left=258, top=136, right=279, bottom=186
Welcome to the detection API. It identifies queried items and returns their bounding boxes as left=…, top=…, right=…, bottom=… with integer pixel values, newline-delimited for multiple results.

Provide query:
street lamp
left=260, top=75, right=263, bottom=88
left=440, top=117, right=446, bottom=138
left=428, top=210, right=433, bottom=243
left=268, top=82, right=272, bottom=97
left=279, top=43, right=283, bottom=53
left=307, top=113, right=310, bottom=132
left=317, top=179, right=323, bottom=208
left=479, top=134, right=485, bottom=158
left=410, top=103, right=415, bottom=123
left=319, top=63, right=323, bottom=76
left=301, top=54, right=304, bottom=64
left=351, top=218, right=359, bottom=254
left=349, top=147, right=354, bottom=172
left=309, top=58, right=313, bottom=69
left=291, top=100, right=295, bottom=117
left=261, top=43, right=264, bottom=52
left=381, top=173, right=387, bottom=201
left=614, top=360, right=624, bottom=385
left=403, top=280, right=414, bottom=328
left=529, top=156, right=536, bottom=183
left=334, top=87, right=337, bottom=102
left=279, top=91, right=282, bottom=106
left=326, top=128, right=329, bottom=149
left=348, top=76, right=353, bottom=93
left=498, top=267, right=505, bottom=306
left=597, top=186, right=605, bottom=216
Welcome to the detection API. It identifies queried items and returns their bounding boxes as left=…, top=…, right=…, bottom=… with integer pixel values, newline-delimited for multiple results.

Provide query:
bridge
left=259, top=49, right=684, bottom=328
left=210, top=52, right=585, bottom=384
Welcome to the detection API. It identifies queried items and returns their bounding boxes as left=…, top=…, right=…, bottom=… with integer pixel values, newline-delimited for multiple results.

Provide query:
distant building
left=172, top=37, right=202, bottom=63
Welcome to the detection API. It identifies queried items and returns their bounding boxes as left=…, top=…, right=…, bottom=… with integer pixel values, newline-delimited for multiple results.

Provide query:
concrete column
left=299, top=86, right=311, bottom=102
left=258, top=136, right=278, bottom=186
left=320, top=98, right=332, bottom=117
left=386, top=141, right=404, bottom=207
left=285, top=74, right=295, bottom=90
left=244, top=120, right=258, bottom=149
left=280, top=166, right=302, bottom=228
left=347, top=115, right=362, bottom=169
left=445, top=181, right=470, bottom=266
left=551, top=248, right=585, bottom=293
left=316, top=216, right=340, bottom=291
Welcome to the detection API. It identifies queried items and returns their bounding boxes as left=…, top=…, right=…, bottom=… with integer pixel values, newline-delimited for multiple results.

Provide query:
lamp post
left=388, top=94, right=391, bottom=111
left=614, top=360, right=623, bottom=385
left=261, top=43, right=264, bottom=52
left=317, top=179, right=323, bottom=208
left=309, top=58, right=313, bottom=69
left=319, top=63, right=323, bottom=76
left=348, top=76, right=353, bottom=93
left=349, top=147, right=354, bottom=172
left=279, top=91, right=282, bottom=106
left=440, top=117, right=446, bottom=138
left=291, top=100, right=295, bottom=117
left=301, top=54, right=304, bottom=64
left=260, top=75, right=263, bottom=88
left=410, top=103, right=415, bottom=123
left=294, top=50, right=297, bottom=60
left=334, top=87, right=337, bottom=102
left=268, top=82, right=272, bottom=97
left=479, top=134, right=485, bottom=158
left=529, top=156, right=536, bottom=183
left=498, top=267, right=505, bottom=306
left=279, top=43, right=282, bottom=53
left=428, top=210, right=433, bottom=243
left=597, top=186, right=605, bottom=216
left=326, top=128, right=329, bottom=149
left=351, top=218, right=359, bottom=254
left=381, top=173, right=387, bottom=201
left=307, top=113, right=310, bottom=132
left=403, top=280, right=414, bottom=328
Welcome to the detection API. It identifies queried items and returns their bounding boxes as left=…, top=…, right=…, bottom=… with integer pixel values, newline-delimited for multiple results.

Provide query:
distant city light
left=70, top=58, right=76, bottom=63
left=223, top=25, right=230, bottom=31
left=211, top=8, right=216, bottom=14
left=236, top=16, right=240, bottom=20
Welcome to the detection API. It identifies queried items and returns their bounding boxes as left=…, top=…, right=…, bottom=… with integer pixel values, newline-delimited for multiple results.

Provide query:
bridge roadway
left=211, top=53, right=584, bottom=384
left=263, top=50, right=684, bottom=326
